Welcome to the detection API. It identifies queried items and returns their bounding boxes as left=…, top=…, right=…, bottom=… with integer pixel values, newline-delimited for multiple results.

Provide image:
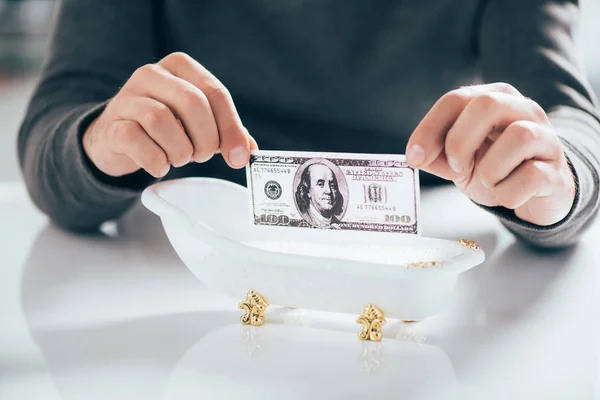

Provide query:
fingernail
left=229, top=146, right=249, bottom=168
left=159, top=165, right=170, bottom=177
left=195, top=153, right=214, bottom=163
left=448, top=157, right=463, bottom=173
left=172, top=157, right=189, bottom=168
left=407, top=144, right=425, bottom=166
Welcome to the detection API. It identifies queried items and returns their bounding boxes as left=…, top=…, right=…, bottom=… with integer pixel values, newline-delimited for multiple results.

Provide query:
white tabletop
left=1, top=181, right=599, bottom=400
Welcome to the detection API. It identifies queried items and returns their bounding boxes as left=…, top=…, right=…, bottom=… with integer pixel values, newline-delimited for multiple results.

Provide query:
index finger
left=159, top=52, right=252, bottom=168
left=406, top=83, right=522, bottom=172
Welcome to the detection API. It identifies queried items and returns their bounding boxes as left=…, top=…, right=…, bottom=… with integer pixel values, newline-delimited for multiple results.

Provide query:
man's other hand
left=82, top=52, right=258, bottom=179
left=406, top=83, right=576, bottom=227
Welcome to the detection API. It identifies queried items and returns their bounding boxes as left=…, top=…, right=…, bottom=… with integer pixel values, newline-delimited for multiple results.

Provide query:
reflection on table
left=18, top=186, right=600, bottom=399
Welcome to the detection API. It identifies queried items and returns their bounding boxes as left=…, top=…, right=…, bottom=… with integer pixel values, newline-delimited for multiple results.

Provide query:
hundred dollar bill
left=246, top=150, right=420, bottom=234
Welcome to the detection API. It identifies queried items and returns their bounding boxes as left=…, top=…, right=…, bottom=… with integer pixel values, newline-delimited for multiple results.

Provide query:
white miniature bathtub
left=141, top=177, right=485, bottom=321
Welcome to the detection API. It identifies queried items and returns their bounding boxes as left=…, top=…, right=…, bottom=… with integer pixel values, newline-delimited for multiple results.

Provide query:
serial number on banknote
left=246, top=150, right=420, bottom=234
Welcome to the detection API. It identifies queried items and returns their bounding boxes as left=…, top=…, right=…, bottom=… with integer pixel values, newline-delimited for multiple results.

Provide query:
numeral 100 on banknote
left=246, top=150, right=420, bottom=235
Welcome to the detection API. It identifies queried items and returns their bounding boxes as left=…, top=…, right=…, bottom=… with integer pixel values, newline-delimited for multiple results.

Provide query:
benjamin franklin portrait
left=294, top=159, right=347, bottom=228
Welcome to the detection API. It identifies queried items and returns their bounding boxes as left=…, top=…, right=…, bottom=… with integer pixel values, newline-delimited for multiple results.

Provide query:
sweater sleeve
left=18, top=0, right=162, bottom=232
left=475, top=0, right=600, bottom=248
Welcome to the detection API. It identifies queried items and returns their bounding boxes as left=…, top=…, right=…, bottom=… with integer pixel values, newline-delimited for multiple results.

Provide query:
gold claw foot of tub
left=239, top=290, right=269, bottom=326
left=357, top=304, right=386, bottom=342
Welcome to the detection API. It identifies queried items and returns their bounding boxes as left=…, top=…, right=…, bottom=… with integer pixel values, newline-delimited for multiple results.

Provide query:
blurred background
left=0, top=0, right=599, bottom=184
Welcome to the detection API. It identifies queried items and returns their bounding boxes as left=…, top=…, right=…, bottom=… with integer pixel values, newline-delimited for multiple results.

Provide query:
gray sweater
left=17, top=0, right=600, bottom=248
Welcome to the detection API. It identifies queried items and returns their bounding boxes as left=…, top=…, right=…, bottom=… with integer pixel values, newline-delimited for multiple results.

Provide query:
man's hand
left=406, top=83, right=576, bottom=226
left=83, top=52, right=258, bottom=178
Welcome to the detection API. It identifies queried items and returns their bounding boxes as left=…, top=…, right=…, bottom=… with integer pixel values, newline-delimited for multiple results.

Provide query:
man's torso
left=158, top=0, right=484, bottom=184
